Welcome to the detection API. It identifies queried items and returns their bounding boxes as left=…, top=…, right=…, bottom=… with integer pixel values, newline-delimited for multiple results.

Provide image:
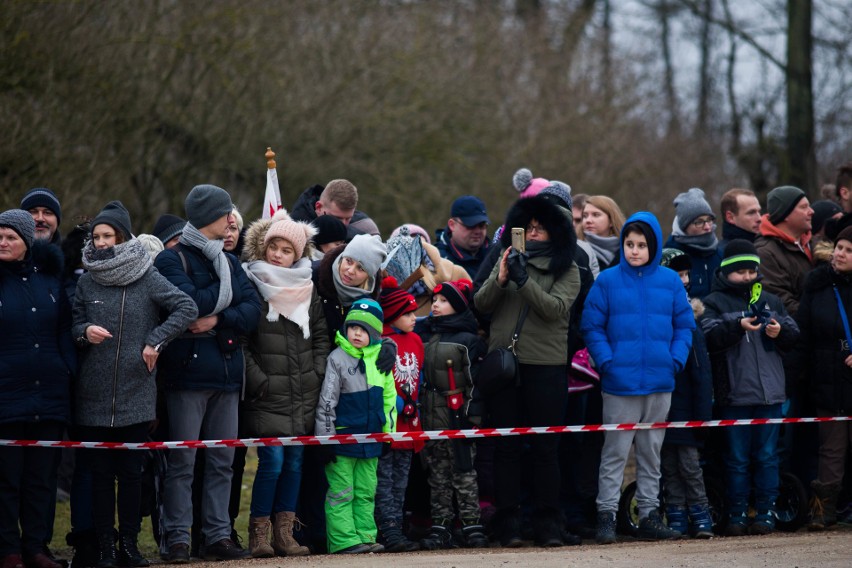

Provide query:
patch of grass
left=50, top=449, right=258, bottom=560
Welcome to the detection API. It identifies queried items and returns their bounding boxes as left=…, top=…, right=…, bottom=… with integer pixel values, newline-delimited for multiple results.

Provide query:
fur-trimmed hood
left=241, top=209, right=317, bottom=263
left=499, top=194, right=576, bottom=279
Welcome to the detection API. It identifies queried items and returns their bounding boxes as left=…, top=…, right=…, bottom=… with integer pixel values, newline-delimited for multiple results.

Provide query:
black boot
left=117, top=533, right=149, bottom=568
left=67, top=529, right=99, bottom=568
left=419, top=523, right=454, bottom=550
left=96, top=531, right=117, bottom=568
left=532, top=508, right=565, bottom=547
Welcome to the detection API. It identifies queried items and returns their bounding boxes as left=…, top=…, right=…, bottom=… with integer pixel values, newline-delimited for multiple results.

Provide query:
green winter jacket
left=475, top=253, right=580, bottom=366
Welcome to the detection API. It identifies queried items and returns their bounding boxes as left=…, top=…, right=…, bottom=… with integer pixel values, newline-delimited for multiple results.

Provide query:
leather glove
left=317, top=445, right=337, bottom=466
left=507, top=250, right=529, bottom=288
left=376, top=338, right=398, bottom=374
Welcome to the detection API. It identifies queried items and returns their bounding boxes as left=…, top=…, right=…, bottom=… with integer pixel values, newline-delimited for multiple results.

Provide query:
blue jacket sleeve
left=154, top=249, right=221, bottom=317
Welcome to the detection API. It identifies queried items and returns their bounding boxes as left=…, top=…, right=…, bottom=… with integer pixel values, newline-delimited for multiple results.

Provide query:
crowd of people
left=2, top=163, right=852, bottom=568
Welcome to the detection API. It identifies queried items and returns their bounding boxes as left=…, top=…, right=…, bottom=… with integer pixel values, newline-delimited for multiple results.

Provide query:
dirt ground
left=172, top=527, right=852, bottom=568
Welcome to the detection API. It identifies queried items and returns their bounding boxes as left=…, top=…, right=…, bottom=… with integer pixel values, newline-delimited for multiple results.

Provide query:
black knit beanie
left=720, top=239, right=760, bottom=275
left=91, top=200, right=132, bottom=241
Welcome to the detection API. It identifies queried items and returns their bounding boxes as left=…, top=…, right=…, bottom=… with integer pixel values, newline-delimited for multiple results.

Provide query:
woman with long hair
left=577, top=195, right=626, bottom=270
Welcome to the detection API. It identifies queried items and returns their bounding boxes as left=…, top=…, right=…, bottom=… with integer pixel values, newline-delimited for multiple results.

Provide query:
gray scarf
left=670, top=219, right=719, bottom=253
left=584, top=232, right=621, bottom=267
left=180, top=222, right=233, bottom=316
left=83, top=238, right=153, bottom=287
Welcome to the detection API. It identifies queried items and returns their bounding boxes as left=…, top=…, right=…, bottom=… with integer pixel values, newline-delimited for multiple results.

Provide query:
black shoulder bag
left=475, top=305, right=529, bottom=398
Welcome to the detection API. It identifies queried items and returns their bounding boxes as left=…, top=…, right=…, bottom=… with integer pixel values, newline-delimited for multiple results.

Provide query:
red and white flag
left=262, top=166, right=282, bottom=219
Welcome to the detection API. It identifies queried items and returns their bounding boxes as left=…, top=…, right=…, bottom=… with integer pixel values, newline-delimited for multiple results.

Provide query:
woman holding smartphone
left=474, top=195, right=581, bottom=548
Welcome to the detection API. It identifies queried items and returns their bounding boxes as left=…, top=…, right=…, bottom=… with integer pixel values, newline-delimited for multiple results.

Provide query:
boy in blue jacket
left=581, top=212, right=694, bottom=544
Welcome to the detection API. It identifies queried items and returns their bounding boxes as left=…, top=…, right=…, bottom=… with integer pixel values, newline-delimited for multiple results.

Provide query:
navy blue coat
left=0, top=242, right=76, bottom=425
left=664, top=316, right=713, bottom=447
left=663, top=235, right=724, bottom=300
left=154, top=244, right=261, bottom=392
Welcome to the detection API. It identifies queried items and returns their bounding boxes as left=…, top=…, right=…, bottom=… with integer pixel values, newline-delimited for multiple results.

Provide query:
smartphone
left=511, top=227, right=525, bottom=254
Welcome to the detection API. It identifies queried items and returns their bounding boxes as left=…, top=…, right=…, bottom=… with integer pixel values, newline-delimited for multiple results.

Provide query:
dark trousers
left=77, top=423, right=150, bottom=536
left=488, top=364, right=568, bottom=511
left=0, top=421, right=64, bottom=557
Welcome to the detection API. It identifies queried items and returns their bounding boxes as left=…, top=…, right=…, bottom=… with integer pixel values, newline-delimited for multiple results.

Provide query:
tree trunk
left=786, top=0, right=817, bottom=194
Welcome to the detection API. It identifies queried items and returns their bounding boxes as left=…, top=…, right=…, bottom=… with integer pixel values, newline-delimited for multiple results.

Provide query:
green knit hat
left=343, top=298, right=384, bottom=344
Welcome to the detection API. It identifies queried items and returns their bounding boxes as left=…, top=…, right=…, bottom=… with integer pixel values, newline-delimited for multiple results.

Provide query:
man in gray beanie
left=20, top=187, right=62, bottom=244
left=153, top=184, right=260, bottom=563
left=755, top=185, right=814, bottom=316
left=664, top=188, right=722, bottom=299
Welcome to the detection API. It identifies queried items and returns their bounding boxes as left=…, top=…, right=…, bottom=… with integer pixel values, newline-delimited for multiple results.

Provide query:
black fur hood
left=32, top=240, right=65, bottom=277
left=499, top=195, right=576, bottom=279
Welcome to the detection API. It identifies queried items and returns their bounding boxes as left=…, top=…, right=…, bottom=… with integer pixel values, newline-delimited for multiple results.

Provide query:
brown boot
left=248, top=517, right=275, bottom=558
left=809, top=480, right=841, bottom=531
left=272, top=511, right=309, bottom=556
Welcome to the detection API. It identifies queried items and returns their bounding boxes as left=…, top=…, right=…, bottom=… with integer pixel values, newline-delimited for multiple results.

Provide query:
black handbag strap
left=509, top=305, right=530, bottom=353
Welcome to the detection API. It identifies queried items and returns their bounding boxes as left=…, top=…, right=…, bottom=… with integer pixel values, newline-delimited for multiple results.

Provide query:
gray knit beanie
left=673, top=187, right=715, bottom=231
left=341, top=234, right=387, bottom=280
left=540, top=181, right=573, bottom=210
left=91, top=200, right=133, bottom=241
left=184, top=184, right=234, bottom=228
left=767, top=185, right=807, bottom=225
left=0, top=209, right=36, bottom=252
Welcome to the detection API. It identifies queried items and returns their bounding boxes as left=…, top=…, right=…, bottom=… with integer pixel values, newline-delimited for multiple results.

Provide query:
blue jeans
left=720, top=404, right=782, bottom=512
left=250, top=446, right=304, bottom=517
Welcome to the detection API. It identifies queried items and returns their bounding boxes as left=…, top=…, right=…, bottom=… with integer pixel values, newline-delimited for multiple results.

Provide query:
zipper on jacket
left=110, top=287, right=128, bottom=428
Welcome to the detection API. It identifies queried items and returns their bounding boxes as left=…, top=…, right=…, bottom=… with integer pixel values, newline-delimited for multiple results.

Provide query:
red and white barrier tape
left=1, top=416, right=850, bottom=450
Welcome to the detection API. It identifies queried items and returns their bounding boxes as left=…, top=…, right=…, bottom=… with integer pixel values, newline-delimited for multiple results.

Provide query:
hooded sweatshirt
left=581, top=212, right=695, bottom=396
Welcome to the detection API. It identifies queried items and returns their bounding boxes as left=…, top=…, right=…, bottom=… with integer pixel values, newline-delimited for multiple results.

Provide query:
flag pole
left=262, top=147, right=283, bottom=219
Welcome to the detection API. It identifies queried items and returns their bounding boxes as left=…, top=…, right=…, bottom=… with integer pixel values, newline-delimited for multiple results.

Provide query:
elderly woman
left=475, top=195, right=581, bottom=547
left=796, top=225, right=852, bottom=530
left=0, top=210, right=76, bottom=568
left=73, top=201, right=197, bottom=567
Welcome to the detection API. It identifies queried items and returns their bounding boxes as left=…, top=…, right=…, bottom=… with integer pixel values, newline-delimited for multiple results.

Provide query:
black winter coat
left=0, top=241, right=76, bottom=425
left=795, top=264, right=852, bottom=413
left=664, top=301, right=713, bottom=447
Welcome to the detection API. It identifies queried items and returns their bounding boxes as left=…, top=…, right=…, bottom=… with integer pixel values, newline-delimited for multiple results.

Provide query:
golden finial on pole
left=265, top=147, right=276, bottom=170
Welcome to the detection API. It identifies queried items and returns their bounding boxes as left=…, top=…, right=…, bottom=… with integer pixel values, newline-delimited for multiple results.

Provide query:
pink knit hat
left=513, top=168, right=549, bottom=198
left=264, top=218, right=312, bottom=259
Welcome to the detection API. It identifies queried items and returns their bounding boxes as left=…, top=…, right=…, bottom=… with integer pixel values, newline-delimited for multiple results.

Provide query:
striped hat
left=721, top=239, right=760, bottom=275
left=343, top=298, right=384, bottom=344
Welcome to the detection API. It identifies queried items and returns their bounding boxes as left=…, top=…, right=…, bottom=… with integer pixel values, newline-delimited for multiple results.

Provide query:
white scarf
left=242, top=257, right=314, bottom=338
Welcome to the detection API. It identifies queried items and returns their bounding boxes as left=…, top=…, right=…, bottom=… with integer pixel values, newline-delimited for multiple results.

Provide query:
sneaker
left=335, top=543, right=371, bottom=554
left=665, top=505, right=688, bottom=536
left=688, top=504, right=714, bottom=539
left=161, top=543, right=189, bottom=564
left=749, top=510, right=776, bottom=535
left=725, top=512, right=748, bottom=537
left=202, top=538, right=250, bottom=561
left=637, top=510, right=681, bottom=541
left=595, top=511, right=617, bottom=545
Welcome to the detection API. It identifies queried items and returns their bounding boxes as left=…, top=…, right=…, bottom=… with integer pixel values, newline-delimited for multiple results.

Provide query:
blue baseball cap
left=451, top=195, right=489, bottom=227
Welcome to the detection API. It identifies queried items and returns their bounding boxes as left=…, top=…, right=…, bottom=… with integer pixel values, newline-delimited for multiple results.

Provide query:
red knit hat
left=379, top=276, right=418, bottom=323
left=433, top=278, right=473, bottom=314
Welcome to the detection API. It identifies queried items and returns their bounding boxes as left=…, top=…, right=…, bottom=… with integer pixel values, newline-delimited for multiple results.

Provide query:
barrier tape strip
left=0, top=416, right=850, bottom=450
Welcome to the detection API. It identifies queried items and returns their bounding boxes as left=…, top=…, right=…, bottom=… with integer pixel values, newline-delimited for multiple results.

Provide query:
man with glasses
left=435, top=195, right=491, bottom=278
left=664, top=187, right=724, bottom=299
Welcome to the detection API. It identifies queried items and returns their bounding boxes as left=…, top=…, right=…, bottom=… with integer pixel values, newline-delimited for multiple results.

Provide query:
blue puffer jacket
left=581, top=212, right=695, bottom=396
left=154, top=244, right=261, bottom=392
left=0, top=241, right=76, bottom=424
